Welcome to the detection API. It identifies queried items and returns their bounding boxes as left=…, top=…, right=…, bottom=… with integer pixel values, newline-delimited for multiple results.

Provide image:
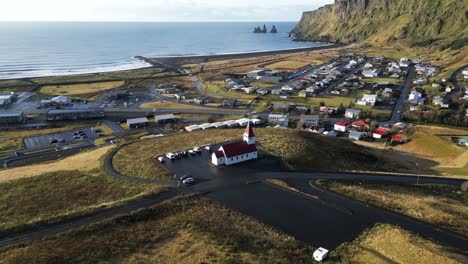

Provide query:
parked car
left=188, top=149, right=196, bottom=155
left=157, top=156, right=165, bottom=163
left=193, top=147, right=201, bottom=153
left=178, top=174, right=192, bottom=182
left=49, top=138, right=58, bottom=144
left=204, top=145, right=211, bottom=151
left=182, top=177, right=195, bottom=185
left=166, top=153, right=176, bottom=160
left=58, top=139, right=66, bottom=143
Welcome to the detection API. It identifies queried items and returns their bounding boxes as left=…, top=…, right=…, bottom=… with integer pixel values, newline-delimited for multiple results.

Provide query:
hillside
left=292, top=0, right=468, bottom=50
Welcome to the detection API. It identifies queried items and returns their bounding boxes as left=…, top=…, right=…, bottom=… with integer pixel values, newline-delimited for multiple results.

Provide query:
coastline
left=1, top=43, right=342, bottom=82
left=150, top=43, right=343, bottom=66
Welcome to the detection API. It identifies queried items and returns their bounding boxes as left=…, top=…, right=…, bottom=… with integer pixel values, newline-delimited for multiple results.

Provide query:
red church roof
left=221, top=141, right=257, bottom=158
left=244, top=122, right=255, bottom=138
left=214, top=150, right=224, bottom=158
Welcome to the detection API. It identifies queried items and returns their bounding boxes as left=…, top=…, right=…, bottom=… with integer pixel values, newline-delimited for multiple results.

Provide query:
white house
left=409, top=90, right=424, bottom=105
left=299, top=115, right=320, bottom=127
left=268, top=114, right=289, bottom=127
left=362, top=69, right=380, bottom=78
left=334, top=122, right=349, bottom=132
left=373, top=127, right=390, bottom=139
left=212, top=123, right=258, bottom=166
left=345, top=109, right=362, bottom=119
left=399, top=58, right=411, bottom=67
left=357, top=94, right=377, bottom=106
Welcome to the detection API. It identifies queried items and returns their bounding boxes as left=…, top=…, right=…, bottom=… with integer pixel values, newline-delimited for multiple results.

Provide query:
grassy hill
left=292, top=0, right=467, bottom=50
left=113, top=128, right=437, bottom=181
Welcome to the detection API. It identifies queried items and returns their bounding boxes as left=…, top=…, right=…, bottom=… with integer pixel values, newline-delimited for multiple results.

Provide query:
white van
left=166, top=153, right=176, bottom=160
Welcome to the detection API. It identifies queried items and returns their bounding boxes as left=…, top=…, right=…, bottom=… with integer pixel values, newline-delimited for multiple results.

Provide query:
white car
left=182, top=177, right=195, bottom=185
left=166, top=153, right=176, bottom=160
left=193, top=147, right=201, bottom=153
left=157, top=156, right=165, bottom=163
left=188, top=149, right=196, bottom=155
left=204, top=145, right=211, bottom=151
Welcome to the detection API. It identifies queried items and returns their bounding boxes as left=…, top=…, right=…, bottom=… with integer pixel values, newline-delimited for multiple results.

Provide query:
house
left=295, top=106, right=310, bottom=113
left=281, top=86, right=294, bottom=93
left=246, top=70, right=266, bottom=79
left=334, top=122, right=349, bottom=132
left=258, top=75, right=283, bottom=83
left=391, top=135, right=408, bottom=144
left=279, top=94, right=289, bottom=99
left=256, top=89, right=269, bottom=96
left=51, top=96, right=71, bottom=105
left=271, top=89, right=282, bottom=95
left=299, top=115, right=319, bottom=127
left=393, top=122, right=408, bottom=130
left=220, top=99, right=239, bottom=107
left=399, top=58, right=411, bottom=67
left=298, top=90, right=308, bottom=98
left=193, top=97, right=212, bottom=105
left=306, top=85, right=319, bottom=94
left=432, top=96, right=450, bottom=108
left=0, top=94, right=15, bottom=108
left=382, top=88, right=393, bottom=98
left=349, top=131, right=367, bottom=141
left=408, top=90, right=424, bottom=105
left=357, top=94, right=377, bottom=106
left=345, top=109, right=362, bottom=119
left=174, top=93, right=190, bottom=100
left=362, top=69, right=380, bottom=78
left=268, top=114, right=289, bottom=127
left=273, top=103, right=287, bottom=111
left=373, top=127, right=390, bottom=139
left=0, top=112, right=26, bottom=125
left=154, top=114, right=176, bottom=124
left=127, top=117, right=149, bottom=129
left=352, top=120, right=370, bottom=129
left=212, top=123, right=258, bottom=166
left=364, top=63, right=374, bottom=69
left=320, top=106, right=335, bottom=115
left=242, top=87, right=257, bottom=94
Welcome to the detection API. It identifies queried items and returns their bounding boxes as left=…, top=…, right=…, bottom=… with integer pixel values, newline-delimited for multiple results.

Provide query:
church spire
left=243, top=122, right=256, bottom=145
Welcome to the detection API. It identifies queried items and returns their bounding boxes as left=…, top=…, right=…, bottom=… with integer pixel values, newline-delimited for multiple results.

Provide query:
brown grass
left=139, top=101, right=213, bottom=110
left=322, top=180, right=468, bottom=234
left=40, top=81, right=124, bottom=96
left=0, top=146, right=114, bottom=182
left=336, top=224, right=467, bottom=264
left=0, top=196, right=314, bottom=263
left=113, top=129, right=438, bottom=181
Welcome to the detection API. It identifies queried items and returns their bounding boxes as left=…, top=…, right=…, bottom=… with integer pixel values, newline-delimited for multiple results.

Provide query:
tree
left=319, top=101, right=326, bottom=107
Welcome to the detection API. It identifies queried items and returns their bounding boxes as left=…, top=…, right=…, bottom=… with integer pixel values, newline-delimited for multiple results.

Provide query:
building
left=357, top=94, right=378, bottom=106
left=349, top=131, right=367, bottom=141
left=408, top=90, right=424, bottom=105
left=127, top=117, right=149, bottom=129
left=334, top=122, right=349, bottom=132
left=382, top=88, right=393, bottom=98
left=212, top=123, right=258, bottom=166
left=432, top=96, right=450, bottom=108
left=246, top=70, right=266, bottom=79
left=51, top=96, right=72, bottom=105
left=268, top=114, right=289, bottom=127
left=373, top=127, right=390, bottom=139
left=193, top=97, right=212, bottom=105
left=273, top=103, right=287, bottom=111
left=352, top=120, right=370, bottom=129
left=345, top=109, right=361, bottom=119
left=220, top=99, right=239, bottom=107
left=155, top=114, right=176, bottom=124
left=299, top=115, right=319, bottom=127
left=362, top=69, right=380, bottom=78
left=0, top=112, right=26, bottom=125
left=46, top=109, right=105, bottom=121
left=298, top=90, right=308, bottom=98
left=391, top=135, right=408, bottom=144
left=174, top=93, right=191, bottom=100
left=0, top=94, right=15, bottom=108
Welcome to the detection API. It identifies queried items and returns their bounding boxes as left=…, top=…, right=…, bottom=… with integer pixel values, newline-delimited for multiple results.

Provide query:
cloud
left=0, top=0, right=334, bottom=21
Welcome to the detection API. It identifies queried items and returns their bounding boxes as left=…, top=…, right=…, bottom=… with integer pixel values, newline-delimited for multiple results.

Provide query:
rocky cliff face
left=292, top=0, right=467, bottom=49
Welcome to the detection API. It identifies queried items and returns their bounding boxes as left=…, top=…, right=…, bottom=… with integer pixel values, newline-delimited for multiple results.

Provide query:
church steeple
left=243, top=122, right=255, bottom=145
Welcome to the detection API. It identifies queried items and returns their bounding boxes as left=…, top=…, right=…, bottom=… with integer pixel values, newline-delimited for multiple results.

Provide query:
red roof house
left=352, top=120, right=370, bottom=128
left=373, top=127, right=390, bottom=139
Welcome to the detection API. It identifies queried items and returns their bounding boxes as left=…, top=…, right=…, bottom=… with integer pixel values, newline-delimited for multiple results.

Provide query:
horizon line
left=0, top=20, right=298, bottom=23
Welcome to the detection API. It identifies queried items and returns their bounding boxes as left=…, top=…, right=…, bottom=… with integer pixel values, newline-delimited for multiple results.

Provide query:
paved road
left=450, top=64, right=467, bottom=92
left=1, top=146, right=466, bottom=251
left=388, top=67, right=415, bottom=124
left=101, top=119, right=126, bottom=134
left=105, top=107, right=245, bottom=116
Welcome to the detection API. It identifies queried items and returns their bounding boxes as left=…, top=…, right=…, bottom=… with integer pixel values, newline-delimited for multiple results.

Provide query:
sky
left=1, top=0, right=334, bottom=22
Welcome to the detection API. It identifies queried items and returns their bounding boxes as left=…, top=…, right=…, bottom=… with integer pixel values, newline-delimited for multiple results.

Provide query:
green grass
left=204, top=81, right=255, bottom=99
left=0, top=169, right=164, bottom=236
left=0, top=196, right=315, bottom=264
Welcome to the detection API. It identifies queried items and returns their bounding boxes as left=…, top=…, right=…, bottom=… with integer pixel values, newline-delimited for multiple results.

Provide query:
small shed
left=127, top=117, right=149, bottom=129
left=349, top=131, right=366, bottom=141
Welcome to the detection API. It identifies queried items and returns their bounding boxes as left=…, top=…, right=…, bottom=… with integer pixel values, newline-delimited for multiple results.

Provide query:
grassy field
left=0, top=196, right=315, bottom=263
left=113, top=129, right=438, bottom=181
left=264, top=60, right=312, bottom=71
left=0, top=122, right=100, bottom=153
left=395, top=126, right=468, bottom=176
left=320, top=180, right=468, bottom=235
left=335, top=224, right=467, bottom=264
left=40, top=81, right=125, bottom=97
left=0, top=146, right=113, bottom=182
left=204, top=81, right=256, bottom=99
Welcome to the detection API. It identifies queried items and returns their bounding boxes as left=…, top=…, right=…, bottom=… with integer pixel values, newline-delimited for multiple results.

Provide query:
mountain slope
left=292, top=0, right=468, bottom=49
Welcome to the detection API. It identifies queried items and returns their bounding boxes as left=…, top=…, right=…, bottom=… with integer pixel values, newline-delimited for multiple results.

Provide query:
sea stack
left=270, top=25, right=278, bottom=33
left=262, top=24, right=267, bottom=33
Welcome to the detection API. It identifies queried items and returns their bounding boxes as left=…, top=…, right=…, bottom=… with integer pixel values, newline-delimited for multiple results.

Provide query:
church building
left=212, top=122, right=258, bottom=166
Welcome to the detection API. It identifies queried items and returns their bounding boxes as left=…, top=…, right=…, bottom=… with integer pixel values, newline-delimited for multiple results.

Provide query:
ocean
left=0, top=22, right=321, bottom=80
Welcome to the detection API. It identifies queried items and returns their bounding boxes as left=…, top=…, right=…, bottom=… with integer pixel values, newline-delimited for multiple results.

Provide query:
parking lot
left=24, top=127, right=99, bottom=150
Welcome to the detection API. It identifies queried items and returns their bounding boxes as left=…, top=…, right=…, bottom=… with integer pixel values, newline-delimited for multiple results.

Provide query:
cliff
left=292, top=0, right=467, bottom=49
